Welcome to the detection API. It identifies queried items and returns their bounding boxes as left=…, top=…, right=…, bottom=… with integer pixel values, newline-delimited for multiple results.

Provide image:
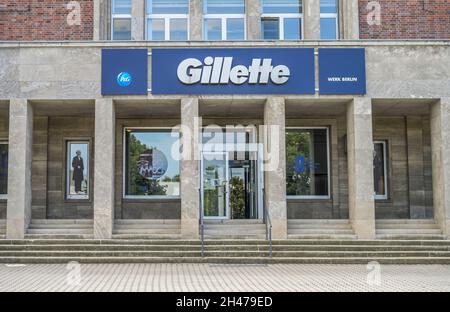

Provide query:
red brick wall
left=0, top=0, right=93, bottom=40
left=359, top=0, right=450, bottom=39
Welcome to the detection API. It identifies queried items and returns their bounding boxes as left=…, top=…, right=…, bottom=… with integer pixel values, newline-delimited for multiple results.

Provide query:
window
left=203, top=0, right=245, bottom=40
left=261, top=0, right=302, bottom=40
left=0, top=142, right=7, bottom=199
left=124, top=129, right=180, bottom=198
left=146, top=0, right=189, bottom=40
left=286, top=128, right=330, bottom=198
left=112, top=0, right=132, bottom=40
left=373, top=141, right=388, bottom=200
left=320, top=0, right=338, bottom=39
left=66, top=141, right=90, bottom=200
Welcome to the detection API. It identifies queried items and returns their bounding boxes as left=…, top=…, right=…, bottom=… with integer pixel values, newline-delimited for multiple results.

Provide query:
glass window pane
left=226, top=18, right=244, bottom=40
left=113, top=0, right=132, bottom=14
left=147, top=0, right=189, bottom=14
left=113, top=18, right=131, bottom=40
left=148, top=18, right=165, bottom=40
left=320, top=18, right=337, bottom=39
left=374, top=143, right=387, bottom=197
left=0, top=143, right=7, bottom=195
left=320, top=0, right=337, bottom=13
left=205, top=0, right=245, bottom=14
left=125, top=130, right=180, bottom=197
left=261, top=18, right=279, bottom=39
left=262, top=0, right=302, bottom=14
left=170, top=18, right=188, bottom=40
left=286, top=129, right=329, bottom=197
left=67, top=142, right=89, bottom=199
left=204, top=18, right=222, bottom=40
left=284, top=18, right=301, bottom=40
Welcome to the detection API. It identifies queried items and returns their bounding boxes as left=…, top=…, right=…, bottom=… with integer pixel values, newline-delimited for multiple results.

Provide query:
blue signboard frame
left=151, top=48, right=315, bottom=95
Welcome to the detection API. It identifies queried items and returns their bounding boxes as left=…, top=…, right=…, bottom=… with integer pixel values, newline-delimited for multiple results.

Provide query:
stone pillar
left=93, top=0, right=110, bottom=40
left=406, top=116, right=426, bottom=218
left=342, top=0, right=360, bottom=39
left=189, top=0, right=203, bottom=40
left=263, top=97, right=287, bottom=239
left=303, top=0, right=320, bottom=39
left=180, top=98, right=200, bottom=238
left=131, top=0, right=145, bottom=40
left=346, top=97, right=375, bottom=239
left=93, top=99, right=115, bottom=239
left=6, top=99, right=33, bottom=239
left=246, top=0, right=261, bottom=40
left=430, top=99, right=450, bottom=237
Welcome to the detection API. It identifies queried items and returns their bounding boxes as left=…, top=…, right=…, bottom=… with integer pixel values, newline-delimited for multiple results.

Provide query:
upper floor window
left=203, top=0, right=246, bottom=40
left=261, top=0, right=303, bottom=40
left=320, top=0, right=338, bottom=39
left=112, top=0, right=132, bottom=40
left=146, top=0, right=189, bottom=40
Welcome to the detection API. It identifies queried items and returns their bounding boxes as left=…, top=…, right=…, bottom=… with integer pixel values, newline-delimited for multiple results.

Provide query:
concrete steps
left=376, top=219, right=444, bottom=239
left=203, top=219, right=266, bottom=239
left=112, top=219, right=181, bottom=236
left=288, top=219, right=357, bottom=239
left=1, top=238, right=450, bottom=264
left=26, top=219, right=93, bottom=238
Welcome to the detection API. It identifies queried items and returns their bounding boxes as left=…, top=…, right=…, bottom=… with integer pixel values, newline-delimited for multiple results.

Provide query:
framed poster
left=66, top=141, right=90, bottom=200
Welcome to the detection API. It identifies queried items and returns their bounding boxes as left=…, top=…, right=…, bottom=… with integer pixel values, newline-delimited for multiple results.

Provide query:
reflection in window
left=146, top=0, right=189, bottom=41
left=66, top=141, right=89, bottom=200
left=0, top=142, right=7, bottom=197
left=203, top=0, right=245, bottom=40
left=125, top=129, right=180, bottom=197
left=320, top=0, right=338, bottom=39
left=286, top=129, right=329, bottom=197
left=112, top=0, right=132, bottom=40
left=261, top=0, right=302, bottom=40
left=374, top=141, right=388, bottom=199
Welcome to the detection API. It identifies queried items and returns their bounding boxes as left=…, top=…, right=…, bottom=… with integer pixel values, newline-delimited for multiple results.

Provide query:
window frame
left=0, top=141, right=7, bottom=200
left=111, top=0, right=132, bottom=40
left=320, top=0, right=339, bottom=40
left=65, top=140, right=91, bottom=201
left=122, top=127, right=181, bottom=200
left=261, top=13, right=304, bottom=40
left=202, top=0, right=246, bottom=41
left=145, top=0, right=190, bottom=41
left=373, top=140, right=389, bottom=201
left=285, top=127, right=331, bottom=200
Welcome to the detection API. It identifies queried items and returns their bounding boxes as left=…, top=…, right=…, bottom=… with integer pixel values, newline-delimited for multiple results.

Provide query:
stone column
left=263, top=97, right=287, bottom=239
left=132, top=0, right=145, bottom=40
left=346, top=97, right=375, bottom=239
left=93, top=99, right=115, bottom=239
left=93, top=0, right=110, bottom=40
left=303, top=0, right=320, bottom=40
left=342, top=0, right=360, bottom=39
left=406, top=116, right=426, bottom=218
left=180, top=98, right=200, bottom=238
left=189, top=0, right=203, bottom=40
left=430, top=99, right=450, bottom=237
left=246, top=0, right=261, bottom=40
left=6, top=99, right=33, bottom=239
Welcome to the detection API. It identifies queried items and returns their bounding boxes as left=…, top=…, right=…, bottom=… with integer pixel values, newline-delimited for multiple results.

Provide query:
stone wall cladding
left=0, top=0, right=93, bottom=40
left=0, top=113, right=8, bottom=218
left=359, top=0, right=450, bottom=39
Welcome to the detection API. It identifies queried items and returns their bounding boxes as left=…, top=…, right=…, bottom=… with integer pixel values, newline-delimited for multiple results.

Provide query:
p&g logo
left=117, top=72, right=132, bottom=87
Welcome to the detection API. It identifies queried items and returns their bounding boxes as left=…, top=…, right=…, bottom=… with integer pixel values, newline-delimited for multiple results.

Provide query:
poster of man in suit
left=67, top=142, right=89, bottom=199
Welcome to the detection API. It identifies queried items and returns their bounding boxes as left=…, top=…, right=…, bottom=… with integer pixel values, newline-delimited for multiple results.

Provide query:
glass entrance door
left=201, top=152, right=229, bottom=218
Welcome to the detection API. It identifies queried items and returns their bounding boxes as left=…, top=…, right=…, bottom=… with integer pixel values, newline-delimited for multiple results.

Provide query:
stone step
left=111, top=234, right=183, bottom=239
left=114, top=219, right=181, bottom=225
left=376, top=219, right=436, bottom=224
left=112, top=229, right=181, bottom=234
left=288, top=219, right=350, bottom=224
left=376, top=229, right=442, bottom=234
left=28, top=224, right=93, bottom=229
left=203, top=219, right=264, bottom=224
left=376, top=223, right=440, bottom=229
left=1, top=256, right=450, bottom=264
left=24, top=234, right=95, bottom=239
left=288, top=234, right=358, bottom=240
left=30, top=219, right=93, bottom=225
left=288, top=224, right=353, bottom=229
left=376, top=234, right=446, bottom=240
left=288, top=229, right=355, bottom=234
left=27, top=229, right=93, bottom=234
left=204, top=234, right=266, bottom=239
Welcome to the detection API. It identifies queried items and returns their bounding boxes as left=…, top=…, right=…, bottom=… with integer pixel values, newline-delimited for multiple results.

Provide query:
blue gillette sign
left=101, top=49, right=148, bottom=95
left=318, top=48, right=366, bottom=95
left=151, top=48, right=315, bottom=95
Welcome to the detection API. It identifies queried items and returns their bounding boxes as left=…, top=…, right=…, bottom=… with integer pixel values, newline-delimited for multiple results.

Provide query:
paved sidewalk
left=0, top=263, right=449, bottom=292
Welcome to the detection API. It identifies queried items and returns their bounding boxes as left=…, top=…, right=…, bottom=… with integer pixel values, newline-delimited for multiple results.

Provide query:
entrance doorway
left=200, top=127, right=262, bottom=220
